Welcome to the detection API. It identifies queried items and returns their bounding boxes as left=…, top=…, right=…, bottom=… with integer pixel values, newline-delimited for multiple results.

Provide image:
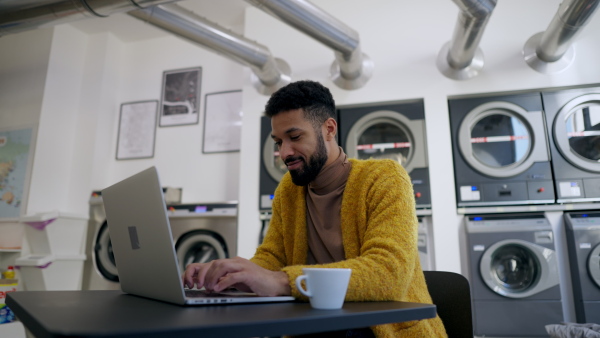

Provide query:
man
left=183, top=80, right=447, bottom=337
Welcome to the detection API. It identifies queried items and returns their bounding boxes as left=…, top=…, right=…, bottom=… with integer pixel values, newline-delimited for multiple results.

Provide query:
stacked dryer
left=448, top=92, right=565, bottom=336
left=541, top=85, right=600, bottom=326
left=541, top=85, right=600, bottom=203
left=448, top=92, right=555, bottom=207
left=338, top=100, right=434, bottom=270
left=338, top=100, right=431, bottom=209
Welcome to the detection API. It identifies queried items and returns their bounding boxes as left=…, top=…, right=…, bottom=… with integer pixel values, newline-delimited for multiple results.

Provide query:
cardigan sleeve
left=249, top=181, right=289, bottom=271
left=281, top=160, right=420, bottom=301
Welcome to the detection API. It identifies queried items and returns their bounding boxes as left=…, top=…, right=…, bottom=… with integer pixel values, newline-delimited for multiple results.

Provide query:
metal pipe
left=246, top=0, right=373, bottom=90
left=128, top=4, right=291, bottom=95
left=0, top=0, right=177, bottom=37
left=537, top=0, right=600, bottom=62
left=436, top=0, right=497, bottom=80
left=523, top=0, right=600, bottom=73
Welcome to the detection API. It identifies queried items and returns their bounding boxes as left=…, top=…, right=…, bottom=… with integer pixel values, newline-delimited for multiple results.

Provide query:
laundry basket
left=546, top=323, right=600, bottom=338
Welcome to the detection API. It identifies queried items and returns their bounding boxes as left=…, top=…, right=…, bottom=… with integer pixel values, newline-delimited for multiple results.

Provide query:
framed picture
left=116, top=100, right=158, bottom=160
left=159, top=67, right=202, bottom=127
left=202, top=90, right=243, bottom=153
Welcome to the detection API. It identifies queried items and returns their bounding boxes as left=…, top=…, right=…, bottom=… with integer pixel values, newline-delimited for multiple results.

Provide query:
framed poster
left=0, top=125, right=36, bottom=220
left=203, top=90, right=243, bottom=153
left=160, top=67, right=202, bottom=127
left=116, top=100, right=158, bottom=160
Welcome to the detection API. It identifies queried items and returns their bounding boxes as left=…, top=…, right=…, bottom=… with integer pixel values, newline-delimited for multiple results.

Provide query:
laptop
left=101, top=166, right=295, bottom=306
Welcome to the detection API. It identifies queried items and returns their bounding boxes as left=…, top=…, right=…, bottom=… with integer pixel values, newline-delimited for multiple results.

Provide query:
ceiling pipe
left=0, top=0, right=178, bottom=37
left=128, top=4, right=291, bottom=95
left=523, top=0, right=600, bottom=74
left=246, top=0, right=373, bottom=90
left=436, top=0, right=497, bottom=80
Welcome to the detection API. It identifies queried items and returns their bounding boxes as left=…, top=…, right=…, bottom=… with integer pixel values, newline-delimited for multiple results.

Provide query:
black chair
left=423, top=270, right=474, bottom=338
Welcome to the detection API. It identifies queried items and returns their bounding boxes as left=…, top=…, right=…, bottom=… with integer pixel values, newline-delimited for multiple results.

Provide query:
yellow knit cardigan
left=251, top=158, right=447, bottom=337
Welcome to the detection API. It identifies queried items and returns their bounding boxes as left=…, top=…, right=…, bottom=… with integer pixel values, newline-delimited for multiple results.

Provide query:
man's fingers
left=214, top=271, right=247, bottom=293
left=183, top=264, right=199, bottom=287
left=203, top=259, right=244, bottom=290
left=182, top=263, right=210, bottom=289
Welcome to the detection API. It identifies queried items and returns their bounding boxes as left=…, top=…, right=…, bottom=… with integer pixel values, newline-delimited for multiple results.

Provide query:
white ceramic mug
left=295, top=268, right=352, bottom=310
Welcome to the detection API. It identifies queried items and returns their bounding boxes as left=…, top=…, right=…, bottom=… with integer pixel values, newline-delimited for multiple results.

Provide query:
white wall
left=1, top=14, right=245, bottom=219
left=27, top=25, right=89, bottom=214
left=237, top=0, right=600, bottom=275
left=103, top=30, right=244, bottom=203
left=0, top=28, right=52, bottom=129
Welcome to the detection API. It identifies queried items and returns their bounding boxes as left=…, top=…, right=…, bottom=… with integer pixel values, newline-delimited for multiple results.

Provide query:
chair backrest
left=423, top=270, right=474, bottom=338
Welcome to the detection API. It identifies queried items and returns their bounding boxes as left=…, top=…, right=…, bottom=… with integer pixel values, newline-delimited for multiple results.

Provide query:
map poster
left=0, top=127, right=34, bottom=219
left=159, top=67, right=202, bottom=127
left=202, top=90, right=242, bottom=153
left=116, top=100, right=158, bottom=160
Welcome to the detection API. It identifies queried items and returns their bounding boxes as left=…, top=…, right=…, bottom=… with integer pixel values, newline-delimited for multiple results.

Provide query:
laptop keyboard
left=185, top=289, right=259, bottom=298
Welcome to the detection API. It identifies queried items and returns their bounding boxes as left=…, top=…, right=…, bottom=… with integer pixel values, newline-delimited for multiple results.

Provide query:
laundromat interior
left=1, top=0, right=600, bottom=336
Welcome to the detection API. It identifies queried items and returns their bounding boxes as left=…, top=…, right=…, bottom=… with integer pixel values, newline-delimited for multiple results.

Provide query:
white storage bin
left=15, top=254, right=86, bottom=291
left=20, top=211, right=88, bottom=255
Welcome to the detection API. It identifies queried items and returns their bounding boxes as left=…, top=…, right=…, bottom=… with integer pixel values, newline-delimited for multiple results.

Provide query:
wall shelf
left=0, top=249, right=21, bottom=253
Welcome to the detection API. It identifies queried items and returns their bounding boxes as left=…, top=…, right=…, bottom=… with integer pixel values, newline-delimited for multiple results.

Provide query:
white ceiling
left=68, top=0, right=249, bottom=42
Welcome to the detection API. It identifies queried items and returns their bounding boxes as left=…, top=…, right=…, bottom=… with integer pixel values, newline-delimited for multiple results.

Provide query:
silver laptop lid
left=102, top=166, right=187, bottom=305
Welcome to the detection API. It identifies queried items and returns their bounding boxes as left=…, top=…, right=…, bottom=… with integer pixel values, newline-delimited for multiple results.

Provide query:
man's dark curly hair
left=264, top=80, right=336, bottom=130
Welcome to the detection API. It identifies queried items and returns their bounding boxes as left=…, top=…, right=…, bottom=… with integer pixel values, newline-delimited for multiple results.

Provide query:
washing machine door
left=479, top=238, right=559, bottom=298
left=588, top=243, right=600, bottom=289
left=262, top=133, right=288, bottom=182
left=458, top=102, right=548, bottom=178
left=345, top=110, right=426, bottom=174
left=94, top=221, right=119, bottom=282
left=553, top=94, right=600, bottom=174
left=176, top=231, right=227, bottom=272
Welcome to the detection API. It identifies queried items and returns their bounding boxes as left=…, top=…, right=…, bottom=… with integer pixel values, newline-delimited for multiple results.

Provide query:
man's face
left=271, top=109, right=328, bottom=186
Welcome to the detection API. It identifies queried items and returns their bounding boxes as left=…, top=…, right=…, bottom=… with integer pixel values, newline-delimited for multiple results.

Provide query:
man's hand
left=182, top=256, right=291, bottom=297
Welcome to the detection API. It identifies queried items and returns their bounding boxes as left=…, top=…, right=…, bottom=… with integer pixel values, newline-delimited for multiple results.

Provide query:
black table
left=7, top=290, right=436, bottom=337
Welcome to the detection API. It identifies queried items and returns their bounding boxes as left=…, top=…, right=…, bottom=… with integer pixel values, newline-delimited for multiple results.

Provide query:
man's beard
left=286, top=133, right=328, bottom=186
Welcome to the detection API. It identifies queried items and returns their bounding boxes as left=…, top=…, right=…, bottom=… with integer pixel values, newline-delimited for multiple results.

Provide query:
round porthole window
left=263, top=134, right=288, bottom=182
left=554, top=94, right=600, bottom=173
left=345, top=110, right=426, bottom=173
left=458, top=102, right=545, bottom=178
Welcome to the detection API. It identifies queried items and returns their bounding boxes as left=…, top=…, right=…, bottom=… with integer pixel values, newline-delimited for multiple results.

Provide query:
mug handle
left=295, top=275, right=311, bottom=297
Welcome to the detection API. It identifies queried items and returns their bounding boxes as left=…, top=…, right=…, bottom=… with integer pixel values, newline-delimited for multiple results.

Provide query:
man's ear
left=323, top=118, right=338, bottom=141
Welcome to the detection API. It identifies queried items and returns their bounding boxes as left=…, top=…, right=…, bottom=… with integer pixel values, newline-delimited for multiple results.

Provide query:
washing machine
left=418, top=216, right=435, bottom=271
left=564, top=211, right=600, bottom=324
left=259, top=115, right=286, bottom=211
left=541, top=86, right=600, bottom=203
left=465, top=212, right=563, bottom=337
left=168, top=202, right=237, bottom=273
left=448, top=92, right=556, bottom=207
left=83, top=189, right=183, bottom=290
left=338, top=100, right=431, bottom=209
left=83, top=189, right=229, bottom=290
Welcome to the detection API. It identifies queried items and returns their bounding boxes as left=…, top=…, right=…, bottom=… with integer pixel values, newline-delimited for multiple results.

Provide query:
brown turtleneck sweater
left=306, top=147, right=352, bottom=265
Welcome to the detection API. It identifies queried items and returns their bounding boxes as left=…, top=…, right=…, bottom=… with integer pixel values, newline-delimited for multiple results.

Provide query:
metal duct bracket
left=247, top=0, right=373, bottom=90
left=129, top=4, right=291, bottom=95
left=437, top=0, right=497, bottom=80
left=523, top=0, right=600, bottom=74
